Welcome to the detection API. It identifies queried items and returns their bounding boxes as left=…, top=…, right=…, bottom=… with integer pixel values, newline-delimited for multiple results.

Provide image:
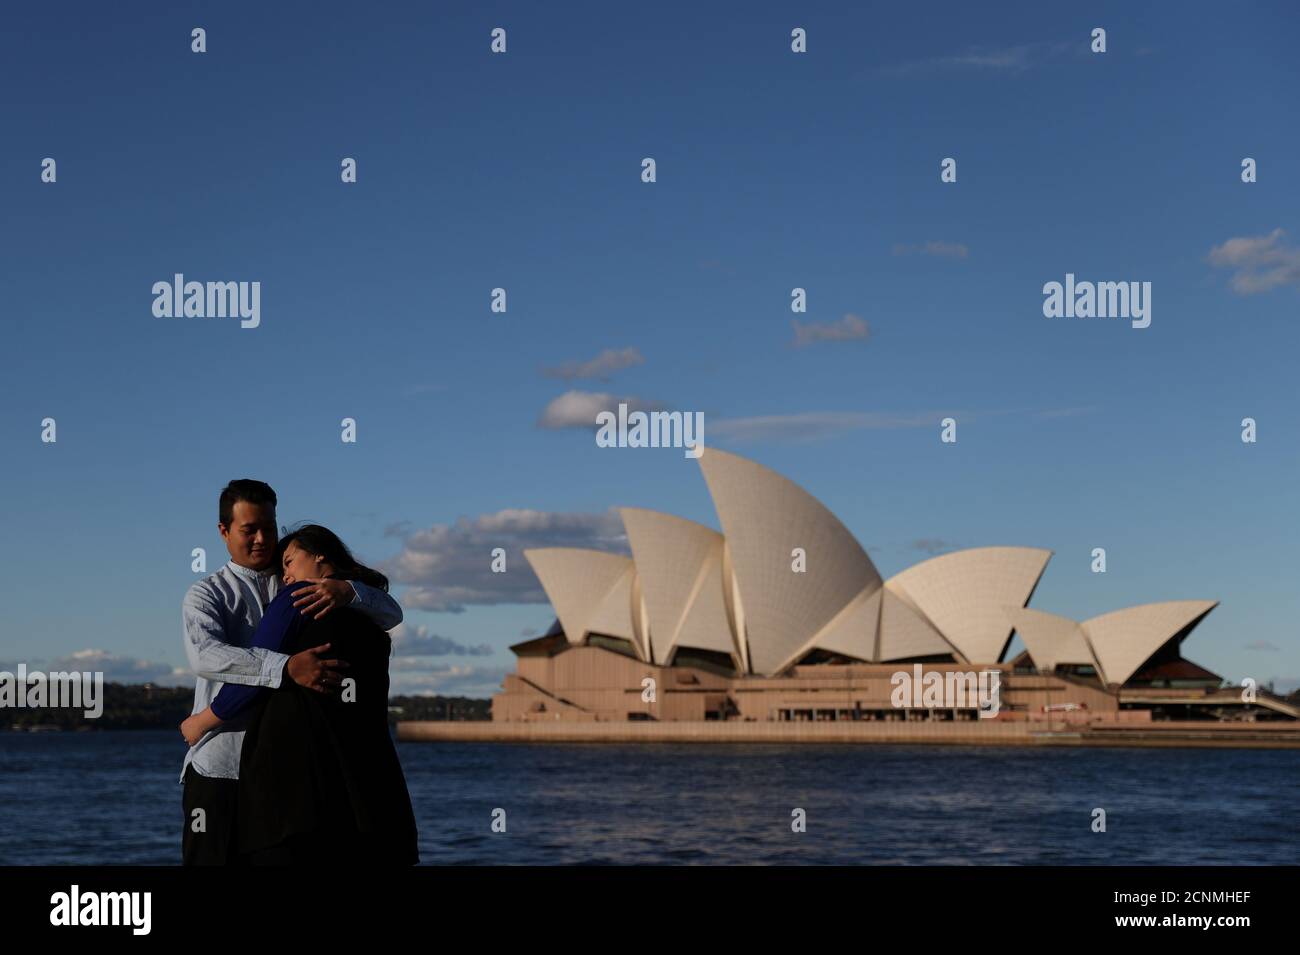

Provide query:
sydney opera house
left=490, top=449, right=1297, bottom=729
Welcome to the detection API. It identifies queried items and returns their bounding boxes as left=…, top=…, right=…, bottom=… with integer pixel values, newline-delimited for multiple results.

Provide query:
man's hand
left=180, top=715, right=207, bottom=747
left=287, top=642, right=349, bottom=694
left=292, top=578, right=355, bottom=620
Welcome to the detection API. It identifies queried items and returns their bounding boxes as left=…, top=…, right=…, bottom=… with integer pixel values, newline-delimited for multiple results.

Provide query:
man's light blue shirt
left=180, top=559, right=402, bottom=782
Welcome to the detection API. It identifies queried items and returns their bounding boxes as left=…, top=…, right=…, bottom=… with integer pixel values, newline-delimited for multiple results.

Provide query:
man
left=180, top=479, right=402, bottom=865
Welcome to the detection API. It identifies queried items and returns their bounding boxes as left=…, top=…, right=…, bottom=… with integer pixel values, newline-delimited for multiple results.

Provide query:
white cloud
left=383, top=507, right=627, bottom=612
left=537, top=389, right=668, bottom=429
left=388, top=664, right=509, bottom=698
left=389, top=622, right=493, bottom=657
left=1207, top=228, right=1300, bottom=294
left=542, top=347, right=644, bottom=381
left=45, top=649, right=191, bottom=686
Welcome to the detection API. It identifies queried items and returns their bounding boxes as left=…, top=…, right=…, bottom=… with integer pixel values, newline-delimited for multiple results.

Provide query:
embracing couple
left=179, top=479, right=419, bottom=865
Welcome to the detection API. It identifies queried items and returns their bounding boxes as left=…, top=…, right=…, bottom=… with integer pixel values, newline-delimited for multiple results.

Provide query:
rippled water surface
left=1, top=731, right=1295, bottom=864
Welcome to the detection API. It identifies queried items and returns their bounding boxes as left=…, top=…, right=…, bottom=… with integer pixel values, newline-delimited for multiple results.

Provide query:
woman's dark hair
left=276, top=524, right=389, bottom=592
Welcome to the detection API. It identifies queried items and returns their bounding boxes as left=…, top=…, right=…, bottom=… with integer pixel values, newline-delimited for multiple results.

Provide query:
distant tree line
left=4, top=683, right=192, bottom=731
left=387, top=695, right=491, bottom=722
left=2, top=682, right=491, bottom=731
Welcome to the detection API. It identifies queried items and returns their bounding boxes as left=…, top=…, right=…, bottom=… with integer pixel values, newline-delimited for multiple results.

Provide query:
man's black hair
left=218, top=479, right=278, bottom=528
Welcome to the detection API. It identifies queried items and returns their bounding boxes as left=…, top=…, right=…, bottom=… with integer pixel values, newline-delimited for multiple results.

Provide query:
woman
left=181, top=524, right=419, bottom=865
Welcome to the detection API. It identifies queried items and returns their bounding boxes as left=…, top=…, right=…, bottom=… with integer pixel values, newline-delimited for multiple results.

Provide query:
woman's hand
left=180, top=715, right=207, bottom=747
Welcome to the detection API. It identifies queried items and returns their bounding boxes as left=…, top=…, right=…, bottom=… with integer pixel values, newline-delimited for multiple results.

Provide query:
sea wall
left=397, top=719, right=1300, bottom=749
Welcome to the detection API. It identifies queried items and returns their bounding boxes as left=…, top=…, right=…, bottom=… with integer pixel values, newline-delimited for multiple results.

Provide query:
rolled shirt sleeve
left=211, top=585, right=306, bottom=720
left=183, top=583, right=289, bottom=688
left=348, top=580, right=403, bottom=630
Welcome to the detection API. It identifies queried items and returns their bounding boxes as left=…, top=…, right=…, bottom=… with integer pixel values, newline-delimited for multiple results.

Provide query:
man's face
left=219, top=501, right=278, bottom=571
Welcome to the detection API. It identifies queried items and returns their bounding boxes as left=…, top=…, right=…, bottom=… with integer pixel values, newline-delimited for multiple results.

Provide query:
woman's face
left=281, top=541, right=322, bottom=585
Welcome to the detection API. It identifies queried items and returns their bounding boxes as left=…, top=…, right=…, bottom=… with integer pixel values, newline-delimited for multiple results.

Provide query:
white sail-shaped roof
left=698, top=447, right=882, bottom=676
left=886, top=547, right=1052, bottom=663
left=877, top=587, right=957, bottom=661
left=1007, top=607, right=1099, bottom=674
left=523, top=454, right=1218, bottom=688
left=719, top=542, right=751, bottom=673
left=619, top=507, right=734, bottom=665
left=674, top=545, right=742, bottom=666
left=804, top=585, right=882, bottom=664
left=1082, top=600, right=1218, bottom=686
left=585, top=562, right=639, bottom=648
left=629, top=572, right=651, bottom=662
left=523, top=548, right=637, bottom=652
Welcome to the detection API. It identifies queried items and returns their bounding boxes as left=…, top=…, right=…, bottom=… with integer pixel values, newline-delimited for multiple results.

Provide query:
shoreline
left=396, top=719, right=1300, bottom=749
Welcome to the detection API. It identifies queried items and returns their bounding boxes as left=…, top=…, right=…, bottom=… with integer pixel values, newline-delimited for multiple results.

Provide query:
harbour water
left=1, top=730, right=1295, bottom=865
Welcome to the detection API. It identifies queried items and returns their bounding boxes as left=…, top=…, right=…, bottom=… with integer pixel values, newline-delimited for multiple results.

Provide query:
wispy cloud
left=383, top=507, right=628, bottom=612
left=542, top=347, right=645, bottom=382
left=710, top=410, right=944, bottom=443
left=390, top=623, right=494, bottom=657
left=1031, top=406, right=1097, bottom=420
left=893, top=241, right=969, bottom=260
left=42, top=649, right=192, bottom=686
left=790, top=313, right=870, bottom=348
left=883, top=40, right=1079, bottom=76
left=537, top=389, right=667, bottom=429
left=1244, top=640, right=1280, bottom=652
left=910, top=538, right=955, bottom=556
left=388, top=663, right=510, bottom=698
left=710, top=406, right=1094, bottom=445
left=1207, top=228, right=1300, bottom=294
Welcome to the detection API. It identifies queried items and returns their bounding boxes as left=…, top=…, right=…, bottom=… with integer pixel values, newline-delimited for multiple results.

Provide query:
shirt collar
left=225, top=559, right=278, bottom=582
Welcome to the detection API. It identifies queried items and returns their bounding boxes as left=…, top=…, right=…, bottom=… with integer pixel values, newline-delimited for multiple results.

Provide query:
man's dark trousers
left=182, top=764, right=241, bottom=865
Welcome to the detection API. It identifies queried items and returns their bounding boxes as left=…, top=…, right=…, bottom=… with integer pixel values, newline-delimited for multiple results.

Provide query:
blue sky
left=1, top=1, right=1297, bottom=696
